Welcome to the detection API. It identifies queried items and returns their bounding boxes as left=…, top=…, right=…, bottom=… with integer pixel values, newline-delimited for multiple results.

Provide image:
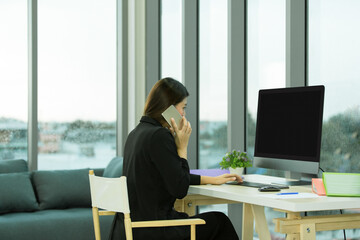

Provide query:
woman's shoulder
left=151, top=126, right=173, bottom=141
left=134, top=121, right=172, bottom=140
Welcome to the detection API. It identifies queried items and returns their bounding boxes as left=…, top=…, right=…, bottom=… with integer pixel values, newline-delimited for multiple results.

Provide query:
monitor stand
left=271, top=171, right=313, bottom=186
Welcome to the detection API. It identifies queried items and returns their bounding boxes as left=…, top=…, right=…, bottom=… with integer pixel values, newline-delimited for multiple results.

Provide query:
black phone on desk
left=162, top=105, right=182, bottom=128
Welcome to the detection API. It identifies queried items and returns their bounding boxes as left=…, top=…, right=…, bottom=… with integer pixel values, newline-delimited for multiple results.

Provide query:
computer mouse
left=258, top=186, right=281, bottom=192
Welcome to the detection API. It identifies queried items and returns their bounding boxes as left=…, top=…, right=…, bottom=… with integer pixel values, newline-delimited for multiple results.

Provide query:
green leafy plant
left=219, top=150, right=252, bottom=169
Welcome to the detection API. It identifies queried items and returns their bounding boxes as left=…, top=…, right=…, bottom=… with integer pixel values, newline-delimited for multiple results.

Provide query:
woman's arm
left=200, top=174, right=243, bottom=185
left=171, top=117, right=243, bottom=186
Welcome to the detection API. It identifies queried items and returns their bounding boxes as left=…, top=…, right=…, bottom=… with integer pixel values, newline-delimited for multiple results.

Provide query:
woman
left=109, top=78, right=240, bottom=240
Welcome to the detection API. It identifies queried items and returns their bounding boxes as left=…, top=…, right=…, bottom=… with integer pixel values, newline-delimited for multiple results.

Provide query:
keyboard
left=226, top=181, right=289, bottom=189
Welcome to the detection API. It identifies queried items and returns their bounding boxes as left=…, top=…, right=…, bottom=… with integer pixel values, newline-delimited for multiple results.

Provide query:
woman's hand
left=171, top=116, right=192, bottom=159
left=200, top=174, right=243, bottom=185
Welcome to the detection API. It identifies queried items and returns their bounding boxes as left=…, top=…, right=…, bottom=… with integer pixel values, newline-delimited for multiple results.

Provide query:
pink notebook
left=312, top=178, right=326, bottom=196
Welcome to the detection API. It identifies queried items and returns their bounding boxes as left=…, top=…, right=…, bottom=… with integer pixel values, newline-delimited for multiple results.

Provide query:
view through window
left=0, top=0, right=28, bottom=161
left=161, top=0, right=182, bottom=82
left=37, top=0, right=116, bottom=170
left=246, top=0, right=286, bottom=176
left=198, top=0, right=228, bottom=214
left=309, top=0, right=360, bottom=239
left=246, top=0, right=285, bottom=238
left=199, top=0, right=228, bottom=170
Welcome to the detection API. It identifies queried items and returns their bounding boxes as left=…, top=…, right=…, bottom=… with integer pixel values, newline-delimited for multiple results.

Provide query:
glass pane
left=246, top=1, right=286, bottom=239
left=0, top=0, right=28, bottom=161
left=161, top=0, right=182, bottom=82
left=38, top=0, right=116, bottom=170
left=199, top=0, right=228, bottom=169
left=309, top=1, right=360, bottom=239
left=309, top=0, right=360, bottom=173
left=246, top=0, right=286, bottom=177
left=198, top=0, right=228, bottom=213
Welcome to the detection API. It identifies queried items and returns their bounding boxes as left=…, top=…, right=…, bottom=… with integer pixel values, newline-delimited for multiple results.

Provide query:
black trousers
left=187, top=211, right=239, bottom=240
left=109, top=211, right=239, bottom=240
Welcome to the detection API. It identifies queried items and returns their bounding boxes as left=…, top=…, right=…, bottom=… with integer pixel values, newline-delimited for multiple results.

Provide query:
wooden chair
left=89, top=170, right=205, bottom=240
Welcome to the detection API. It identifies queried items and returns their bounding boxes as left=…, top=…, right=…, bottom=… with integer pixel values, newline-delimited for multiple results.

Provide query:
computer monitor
left=253, top=85, right=325, bottom=185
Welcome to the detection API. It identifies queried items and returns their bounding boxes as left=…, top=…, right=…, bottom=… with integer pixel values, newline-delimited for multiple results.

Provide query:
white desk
left=175, top=175, right=360, bottom=240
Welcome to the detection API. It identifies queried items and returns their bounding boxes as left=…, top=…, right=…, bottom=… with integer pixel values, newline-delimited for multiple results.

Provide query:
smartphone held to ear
left=162, top=105, right=182, bottom=128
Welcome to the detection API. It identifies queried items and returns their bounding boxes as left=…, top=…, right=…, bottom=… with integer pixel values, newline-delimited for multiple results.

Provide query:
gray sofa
left=0, top=157, right=123, bottom=240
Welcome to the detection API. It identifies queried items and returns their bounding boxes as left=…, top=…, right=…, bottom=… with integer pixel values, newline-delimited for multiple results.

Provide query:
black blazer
left=109, top=116, right=200, bottom=240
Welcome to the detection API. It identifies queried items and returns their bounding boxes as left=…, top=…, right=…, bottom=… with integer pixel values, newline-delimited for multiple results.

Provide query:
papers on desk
left=323, top=172, right=360, bottom=197
left=262, top=192, right=319, bottom=199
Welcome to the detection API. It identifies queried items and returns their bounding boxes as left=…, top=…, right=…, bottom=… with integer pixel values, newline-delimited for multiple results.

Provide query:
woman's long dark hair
left=143, top=77, right=189, bottom=127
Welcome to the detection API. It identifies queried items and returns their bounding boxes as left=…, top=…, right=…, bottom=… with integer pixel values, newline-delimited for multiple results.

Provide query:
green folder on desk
left=323, top=172, right=360, bottom=197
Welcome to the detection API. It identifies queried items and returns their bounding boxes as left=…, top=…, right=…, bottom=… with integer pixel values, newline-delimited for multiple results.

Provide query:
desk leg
left=286, top=235, right=300, bottom=240
left=285, top=212, right=301, bottom=240
left=242, top=203, right=254, bottom=240
left=251, top=204, right=271, bottom=240
left=300, top=223, right=316, bottom=240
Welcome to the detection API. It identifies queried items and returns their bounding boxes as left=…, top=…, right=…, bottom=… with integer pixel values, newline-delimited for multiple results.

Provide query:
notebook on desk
left=323, top=172, right=360, bottom=197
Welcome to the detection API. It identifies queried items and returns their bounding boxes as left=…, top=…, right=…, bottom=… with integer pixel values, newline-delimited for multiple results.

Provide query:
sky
left=1, top=0, right=360, bottom=123
left=1, top=0, right=116, bottom=123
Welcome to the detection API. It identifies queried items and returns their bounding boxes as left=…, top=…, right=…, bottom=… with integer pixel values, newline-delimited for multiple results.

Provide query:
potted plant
left=219, top=150, right=252, bottom=176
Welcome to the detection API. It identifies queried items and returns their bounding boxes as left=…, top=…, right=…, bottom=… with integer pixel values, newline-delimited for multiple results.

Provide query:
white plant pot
left=229, top=167, right=244, bottom=177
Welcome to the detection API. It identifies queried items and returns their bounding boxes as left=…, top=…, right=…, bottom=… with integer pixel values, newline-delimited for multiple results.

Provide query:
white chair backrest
left=89, top=175, right=130, bottom=214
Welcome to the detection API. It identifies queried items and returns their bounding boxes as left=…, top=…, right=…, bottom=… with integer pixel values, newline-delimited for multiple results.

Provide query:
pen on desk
left=276, top=192, right=299, bottom=195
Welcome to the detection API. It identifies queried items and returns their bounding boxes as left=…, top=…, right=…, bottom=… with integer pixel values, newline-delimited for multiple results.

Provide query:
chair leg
left=92, top=207, right=101, bottom=240
left=124, top=213, right=133, bottom=240
left=190, top=224, right=196, bottom=240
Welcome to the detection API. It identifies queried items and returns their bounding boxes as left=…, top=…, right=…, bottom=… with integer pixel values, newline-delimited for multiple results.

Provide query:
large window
left=37, top=0, right=116, bottom=170
left=309, top=0, right=360, bottom=174
left=246, top=1, right=286, bottom=238
left=198, top=0, right=228, bottom=214
left=0, top=0, right=28, bottom=161
left=199, top=0, right=228, bottom=170
left=309, top=1, right=360, bottom=239
left=246, top=0, right=286, bottom=176
left=161, top=0, right=182, bottom=81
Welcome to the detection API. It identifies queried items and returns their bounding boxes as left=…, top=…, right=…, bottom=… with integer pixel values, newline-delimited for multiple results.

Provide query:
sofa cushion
left=32, top=168, right=91, bottom=210
left=0, top=208, right=114, bottom=240
left=0, top=172, right=39, bottom=214
left=103, top=157, right=123, bottom=178
left=0, top=159, right=28, bottom=174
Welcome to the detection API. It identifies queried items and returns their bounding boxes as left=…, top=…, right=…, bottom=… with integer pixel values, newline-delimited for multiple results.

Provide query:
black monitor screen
left=254, top=85, right=324, bottom=163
